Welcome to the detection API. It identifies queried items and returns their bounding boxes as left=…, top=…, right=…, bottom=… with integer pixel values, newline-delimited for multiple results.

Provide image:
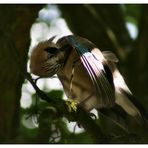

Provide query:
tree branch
left=25, top=72, right=108, bottom=143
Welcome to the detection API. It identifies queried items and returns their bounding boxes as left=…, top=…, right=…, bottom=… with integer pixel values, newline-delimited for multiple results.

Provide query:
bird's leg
left=66, top=98, right=79, bottom=112
left=66, top=59, right=80, bottom=112
left=69, top=59, right=79, bottom=96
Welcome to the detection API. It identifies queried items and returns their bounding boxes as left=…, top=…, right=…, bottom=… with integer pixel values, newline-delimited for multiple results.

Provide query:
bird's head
left=30, top=36, right=65, bottom=77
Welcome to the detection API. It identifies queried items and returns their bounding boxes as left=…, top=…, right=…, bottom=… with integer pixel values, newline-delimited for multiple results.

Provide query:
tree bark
left=0, top=4, right=43, bottom=142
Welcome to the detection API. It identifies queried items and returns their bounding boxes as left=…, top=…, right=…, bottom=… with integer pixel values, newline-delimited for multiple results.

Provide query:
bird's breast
left=57, top=48, right=99, bottom=111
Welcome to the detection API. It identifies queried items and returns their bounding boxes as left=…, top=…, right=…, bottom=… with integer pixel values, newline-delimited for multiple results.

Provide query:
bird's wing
left=65, top=35, right=115, bottom=108
left=102, top=51, right=119, bottom=63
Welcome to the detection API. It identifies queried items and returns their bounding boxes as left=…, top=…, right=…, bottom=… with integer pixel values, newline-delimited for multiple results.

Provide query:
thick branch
left=25, top=72, right=108, bottom=143
left=0, top=5, right=43, bottom=142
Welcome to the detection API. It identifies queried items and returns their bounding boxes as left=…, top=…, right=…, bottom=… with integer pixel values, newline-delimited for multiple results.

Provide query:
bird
left=30, top=35, right=148, bottom=131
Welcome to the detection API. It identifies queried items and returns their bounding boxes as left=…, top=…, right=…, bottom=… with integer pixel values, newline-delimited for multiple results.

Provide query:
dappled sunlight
left=126, top=22, right=138, bottom=39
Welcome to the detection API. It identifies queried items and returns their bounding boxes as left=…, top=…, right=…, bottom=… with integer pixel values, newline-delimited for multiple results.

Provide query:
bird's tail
left=119, top=89, right=148, bottom=127
left=98, top=90, right=148, bottom=134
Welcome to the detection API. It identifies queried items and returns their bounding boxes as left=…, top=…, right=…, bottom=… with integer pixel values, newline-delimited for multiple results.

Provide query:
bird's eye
left=47, top=54, right=54, bottom=59
left=44, top=47, right=58, bottom=54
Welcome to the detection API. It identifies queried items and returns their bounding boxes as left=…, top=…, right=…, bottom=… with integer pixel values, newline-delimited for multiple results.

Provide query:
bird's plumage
left=64, top=35, right=115, bottom=108
left=30, top=35, right=148, bottom=130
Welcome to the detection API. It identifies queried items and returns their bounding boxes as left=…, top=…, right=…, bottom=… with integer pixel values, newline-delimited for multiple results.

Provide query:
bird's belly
left=58, top=60, right=100, bottom=111
left=67, top=78, right=99, bottom=111
left=72, top=85, right=99, bottom=111
left=57, top=48, right=103, bottom=111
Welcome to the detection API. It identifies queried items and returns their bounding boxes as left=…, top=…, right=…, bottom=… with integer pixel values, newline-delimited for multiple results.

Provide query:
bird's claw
left=66, top=98, right=79, bottom=112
